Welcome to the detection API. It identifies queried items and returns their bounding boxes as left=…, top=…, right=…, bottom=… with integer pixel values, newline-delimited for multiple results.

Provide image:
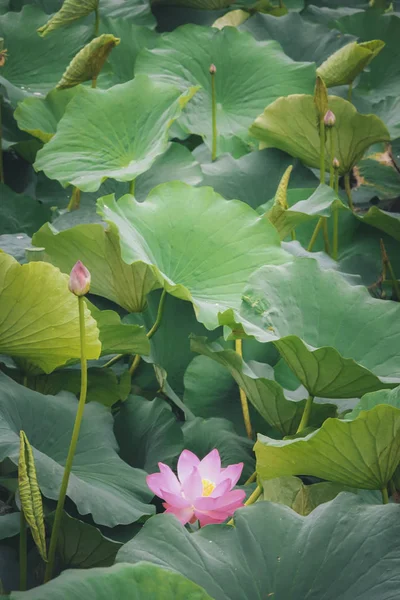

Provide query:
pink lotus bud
left=324, top=110, right=336, bottom=127
left=146, top=449, right=245, bottom=527
left=209, top=63, right=216, bottom=75
left=68, top=260, right=91, bottom=296
left=333, top=157, right=340, bottom=169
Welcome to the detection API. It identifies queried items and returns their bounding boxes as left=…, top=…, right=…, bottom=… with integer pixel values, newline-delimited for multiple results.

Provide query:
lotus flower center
left=202, top=479, right=215, bottom=497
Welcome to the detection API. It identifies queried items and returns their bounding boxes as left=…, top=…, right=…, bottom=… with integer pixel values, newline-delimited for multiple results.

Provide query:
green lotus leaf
left=48, top=512, right=122, bottom=569
left=97, top=181, right=289, bottom=330
left=213, top=9, right=249, bottom=29
left=0, top=372, right=154, bottom=526
left=114, top=395, right=184, bottom=473
left=154, top=0, right=233, bottom=7
left=262, top=476, right=355, bottom=515
left=316, top=39, right=385, bottom=87
left=250, top=94, right=390, bottom=175
left=190, top=336, right=336, bottom=435
left=255, top=403, right=400, bottom=489
left=0, top=6, right=91, bottom=103
left=0, top=512, right=20, bottom=540
left=100, top=0, right=156, bottom=28
left=117, top=495, right=400, bottom=599
left=37, top=0, right=98, bottom=36
left=346, top=385, right=400, bottom=421
left=33, top=222, right=160, bottom=313
left=223, top=258, right=400, bottom=397
left=135, top=24, right=315, bottom=147
left=241, top=12, right=356, bottom=65
left=351, top=147, right=400, bottom=206
left=34, top=75, right=198, bottom=191
left=0, top=183, right=51, bottom=234
left=57, top=34, right=120, bottom=89
left=356, top=206, right=400, bottom=242
left=10, top=562, right=212, bottom=600
left=0, top=252, right=101, bottom=374
left=14, top=87, right=81, bottom=142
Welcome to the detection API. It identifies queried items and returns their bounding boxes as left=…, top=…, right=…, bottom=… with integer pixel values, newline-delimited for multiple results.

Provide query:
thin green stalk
left=0, top=95, right=4, bottom=184
left=381, top=240, right=400, bottom=301
left=319, top=119, right=325, bottom=184
left=334, top=169, right=339, bottom=195
left=244, top=471, right=257, bottom=485
left=129, top=179, right=135, bottom=195
left=235, top=338, right=253, bottom=439
left=344, top=173, right=354, bottom=211
left=102, top=353, right=125, bottom=369
left=44, top=296, right=88, bottom=583
left=328, top=129, right=334, bottom=188
left=296, top=395, right=314, bottom=434
left=210, top=71, right=217, bottom=162
left=129, top=289, right=167, bottom=378
left=91, top=77, right=97, bottom=89
left=245, top=485, right=262, bottom=506
left=94, top=4, right=99, bottom=37
left=381, top=486, right=389, bottom=504
left=348, top=82, right=353, bottom=103
left=67, top=187, right=81, bottom=211
left=307, top=218, right=323, bottom=252
left=19, top=511, right=27, bottom=591
left=290, top=230, right=296, bottom=241
left=322, top=217, right=330, bottom=255
left=332, top=205, right=339, bottom=261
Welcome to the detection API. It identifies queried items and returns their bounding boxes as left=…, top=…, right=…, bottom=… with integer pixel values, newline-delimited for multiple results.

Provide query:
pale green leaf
left=38, top=0, right=98, bottom=36
left=317, top=40, right=385, bottom=87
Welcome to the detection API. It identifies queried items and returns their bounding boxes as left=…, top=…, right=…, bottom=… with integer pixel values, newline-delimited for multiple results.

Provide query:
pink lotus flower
left=68, top=260, right=91, bottom=296
left=146, top=449, right=246, bottom=527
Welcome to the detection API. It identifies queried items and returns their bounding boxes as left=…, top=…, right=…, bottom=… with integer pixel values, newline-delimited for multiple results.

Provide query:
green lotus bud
left=68, top=260, right=91, bottom=296
left=209, top=63, right=217, bottom=75
left=324, top=110, right=336, bottom=127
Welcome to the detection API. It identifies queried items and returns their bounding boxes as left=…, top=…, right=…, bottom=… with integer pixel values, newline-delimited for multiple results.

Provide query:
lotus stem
left=0, top=95, right=4, bottom=184
left=129, top=179, right=135, bottom=195
left=291, top=230, right=296, bottom=241
left=332, top=208, right=339, bottom=261
left=334, top=169, right=339, bottom=195
left=235, top=339, right=253, bottom=439
left=319, top=119, right=325, bottom=184
left=245, top=485, right=262, bottom=506
left=19, top=511, right=27, bottom=591
left=381, top=486, right=389, bottom=504
left=129, top=289, right=167, bottom=378
left=210, top=64, right=217, bottom=162
left=102, top=353, right=125, bottom=368
left=67, top=187, right=81, bottom=211
left=91, top=77, right=97, bottom=88
left=307, top=218, right=323, bottom=252
left=344, top=173, right=354, bottom=211
left=94, top=4, right=99, bottom=37
left=380, top=239, right=400, bottom=301
left=328, top=129, right=334, bottom=188
left=44, top=295, right=88, bottom=582
left=296, top=395, right=314, bottom=433
left=244, top=471, right=257, bottom=485
left=322, top=218, right=330, bottom=255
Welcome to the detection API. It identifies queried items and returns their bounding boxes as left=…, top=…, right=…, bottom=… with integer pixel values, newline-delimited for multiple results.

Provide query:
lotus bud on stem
left=332, top=158, right=340, bottom=261
left=209, top=63, right=218, bottom=162
left=324, top=110, right=336, bottom=128
left=44, top=261, right=91, bottom=582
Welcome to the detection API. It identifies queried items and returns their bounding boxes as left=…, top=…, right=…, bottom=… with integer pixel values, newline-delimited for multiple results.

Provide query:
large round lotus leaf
left=0, top=183, right=51, bottom=235
left=222, top=258, right=400, bottom=397
left=14, top=87, right=82, bottom=143
left=10, top=562, right=212, bottom=599
left=250, top=94, right=390, bottom=175
left=117, top=495, right=400, bottom=600
left=0, top=252, right=101, bottom=374
left=255, top=403, right=400, bottom=489
left=97, top=181, right=289, bottom=330
left=33, top=222, right=161, bottom=313
left=240, top=12, right=356, bottom=65
left=135, top=24, right=315, bottom=147
left=0, top=6, right=91, bottom=104
left=0, top=372, right=154, bottom=526
left=190, top=336, right=336, bottom=435
left=34, top=76, right=198, bottom=192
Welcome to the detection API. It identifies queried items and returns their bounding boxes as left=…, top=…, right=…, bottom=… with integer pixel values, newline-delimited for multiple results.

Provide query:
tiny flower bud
left=68, top=260, right=91, bottom=296
left=209, top=63, right=216, bottom=75
left=333, top=157, right=340, bottom=169
left=324, top=110, right=336, bottom=127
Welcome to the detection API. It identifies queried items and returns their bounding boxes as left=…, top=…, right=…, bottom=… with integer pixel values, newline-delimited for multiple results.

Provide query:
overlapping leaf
left=37, top=0, right=98, bottom=36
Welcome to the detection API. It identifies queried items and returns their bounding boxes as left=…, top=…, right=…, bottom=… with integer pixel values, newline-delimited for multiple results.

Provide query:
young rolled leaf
left=38, top=0, right=99, bottom=37
left=250, top=94, right=390, bottom=175
left=57, top=34, right=120, bottom=89
left=255, top=404, right=400, bottom=489
left=313, top=75, right=328, bottom=120
left=316, top=40, right=385, bottom=87
left=18, top=431, right=47, bottom=561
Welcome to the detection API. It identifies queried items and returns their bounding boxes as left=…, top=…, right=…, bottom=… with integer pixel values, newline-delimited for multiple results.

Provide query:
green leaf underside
left=135, top=24, right=316, bottom=145
left=0, top=373, right=154, bottom=526
left=317, top=40, right=385, bottom=87
left=38, top=0, right=98, bottom=36
left=222, top=258, right=400, bottom=397
left=97, top=181, right=289, bottom=330
left=9, top=562, right=213, bottom=599
left=117, top=495, right=400, bottom=599
left=0, top=253, right=101, bottom=374
left=255, top=404, right=400, bottom=489
left=190, top=337, right=336, bottom=435
left=34, top=76, right=198, bottom=192
left=346, top=385, right=400, bottom=421
left=250, top=94, right=390, bottom=174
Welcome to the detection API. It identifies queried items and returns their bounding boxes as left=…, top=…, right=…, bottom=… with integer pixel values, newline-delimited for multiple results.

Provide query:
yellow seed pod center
left=202, top=479, right=216, bottom=497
